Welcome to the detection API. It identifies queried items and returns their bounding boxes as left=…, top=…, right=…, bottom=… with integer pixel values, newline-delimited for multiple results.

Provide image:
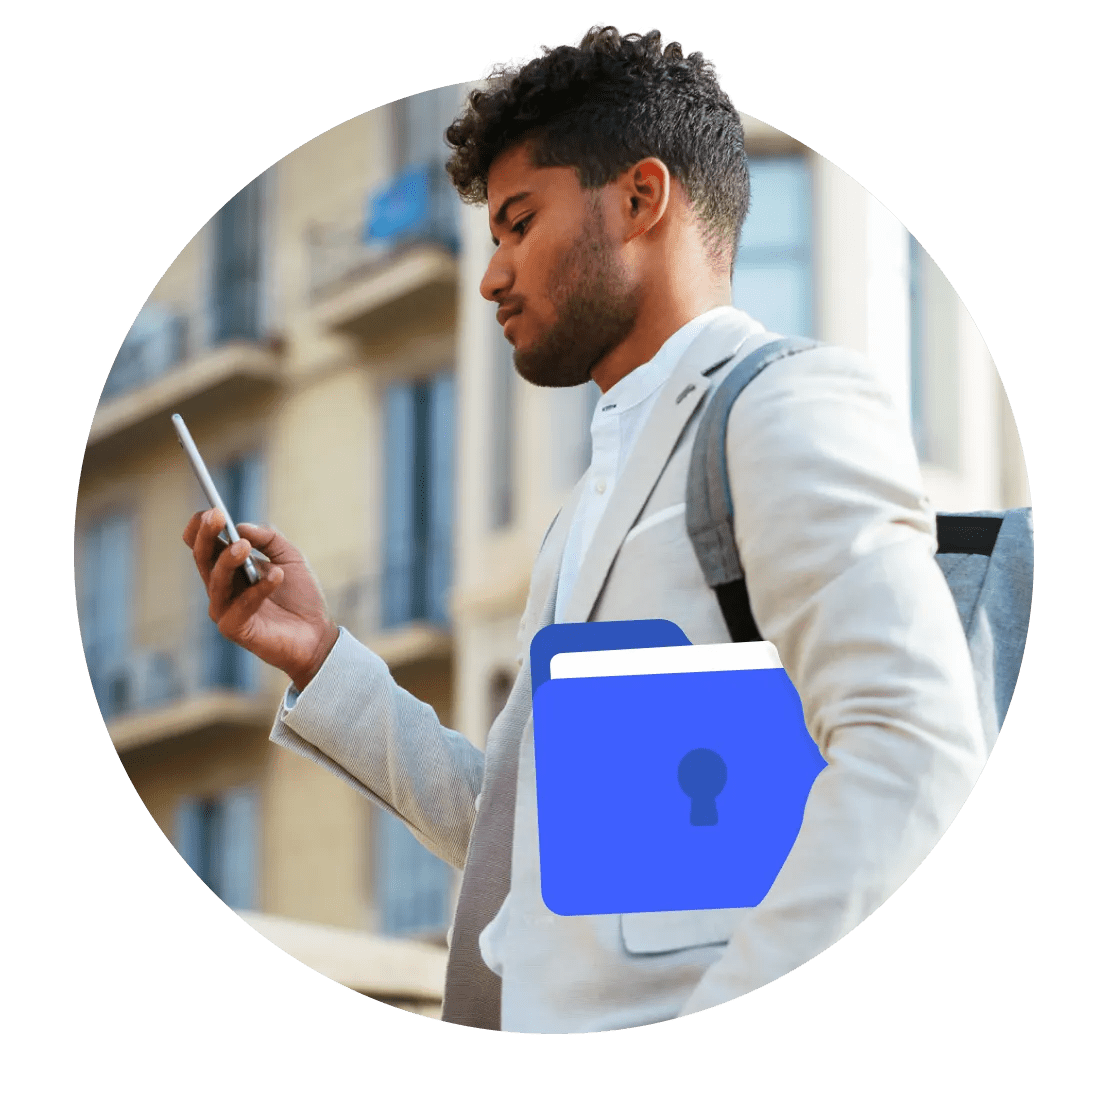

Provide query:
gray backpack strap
left=936, top=508, right=1033, bottom=739
left=686, top=337, right=821, bottom=640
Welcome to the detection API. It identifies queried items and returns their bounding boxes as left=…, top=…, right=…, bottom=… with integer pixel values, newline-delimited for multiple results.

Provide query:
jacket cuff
left=277, top=626, right=388, bottom=738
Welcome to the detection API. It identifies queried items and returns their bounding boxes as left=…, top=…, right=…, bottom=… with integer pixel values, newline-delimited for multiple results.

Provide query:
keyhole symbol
left=677, top=748, right=728, bottom=826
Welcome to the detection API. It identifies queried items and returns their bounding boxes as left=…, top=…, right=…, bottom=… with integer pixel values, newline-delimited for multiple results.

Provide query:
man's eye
left=512, top=215, right=532, bottom=236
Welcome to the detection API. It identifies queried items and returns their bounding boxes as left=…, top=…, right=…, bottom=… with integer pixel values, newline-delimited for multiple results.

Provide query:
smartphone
left=171, top=413, right=262, bottom=585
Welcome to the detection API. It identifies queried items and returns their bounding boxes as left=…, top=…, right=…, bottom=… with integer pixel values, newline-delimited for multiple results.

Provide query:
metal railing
left=326, top=540, right=454, bottom=643
left=306, top=161, right=460, bottom=301
left=82, top=595, right=264, bottom=722
left=81, top=548, right=455, bottom=722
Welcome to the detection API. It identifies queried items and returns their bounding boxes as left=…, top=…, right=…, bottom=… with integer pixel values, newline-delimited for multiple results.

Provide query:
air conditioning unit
left=103, top=304, right=188, bottom=400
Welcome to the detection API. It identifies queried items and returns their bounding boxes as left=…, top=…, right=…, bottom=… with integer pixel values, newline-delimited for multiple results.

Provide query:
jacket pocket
left=619, top=908, right=747, bottom=955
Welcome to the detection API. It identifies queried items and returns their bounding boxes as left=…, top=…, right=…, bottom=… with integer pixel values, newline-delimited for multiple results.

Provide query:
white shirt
left=553, top=306, right=736, bottom=624
left=480, top=306, right=737, bottom=973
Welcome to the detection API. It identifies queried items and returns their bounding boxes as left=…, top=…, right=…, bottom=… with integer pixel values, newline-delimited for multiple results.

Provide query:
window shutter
left=427, top=370, right=456, bottom=625
left=174, top=796, right=207, bottom=882
left=382, top=382, right=416, bottom=627
left=213, top=176, right=263, bottom=343
left=79, top=512, right=134, bottom=716
left=215, top=787, right=259, bottom=910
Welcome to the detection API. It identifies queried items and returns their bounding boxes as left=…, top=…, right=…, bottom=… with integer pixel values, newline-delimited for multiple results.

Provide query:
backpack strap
left=686, top=337, right=821, bottom=641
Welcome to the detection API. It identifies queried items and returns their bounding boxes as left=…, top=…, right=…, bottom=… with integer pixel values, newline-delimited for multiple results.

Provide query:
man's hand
left=183, top=509, right=339, bottom=692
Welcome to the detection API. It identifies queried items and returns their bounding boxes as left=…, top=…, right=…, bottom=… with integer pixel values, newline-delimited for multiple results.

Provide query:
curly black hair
left=445, top=26, right=749, bottom=273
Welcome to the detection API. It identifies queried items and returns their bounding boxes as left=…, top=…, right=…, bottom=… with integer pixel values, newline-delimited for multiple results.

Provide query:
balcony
left=85, top=602, right=276, bottom=754
left=86, top=300, right=283, bottom=469
left=307, top=162, right=460, bottom=339
left=325, top=543, right=454, bottom=670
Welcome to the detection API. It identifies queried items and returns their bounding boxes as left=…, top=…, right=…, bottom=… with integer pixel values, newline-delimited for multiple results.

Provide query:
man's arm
left=182, top=510, right=483, bottom=869
left=679, top=345, right=987, bottom=1014
left=271, top=628, right=483, bottom=870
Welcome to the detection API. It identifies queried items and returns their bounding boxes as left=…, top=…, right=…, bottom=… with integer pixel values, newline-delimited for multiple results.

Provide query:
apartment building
left=76, top=91, right=1030, bottom=1019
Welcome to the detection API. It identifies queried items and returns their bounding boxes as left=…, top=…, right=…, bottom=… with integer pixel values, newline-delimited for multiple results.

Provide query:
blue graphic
left=529, top=619, right=691, bottom=698
left=530, top=625, right=827, bottom=916
left=677, top=748, right=728, bottom=826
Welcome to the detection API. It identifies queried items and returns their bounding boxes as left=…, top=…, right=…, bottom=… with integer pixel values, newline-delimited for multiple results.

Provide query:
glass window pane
left=738, top=158, right=811, bottom=252
left=732, top=157, right=813, bottom=338
left=731, top=264, right=812, bottom=338
left=377, top=809, right=451, bottom=936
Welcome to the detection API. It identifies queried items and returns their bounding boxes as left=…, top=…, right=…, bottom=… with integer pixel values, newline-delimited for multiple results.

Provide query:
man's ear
left=620, top=157, right=671, bottom=242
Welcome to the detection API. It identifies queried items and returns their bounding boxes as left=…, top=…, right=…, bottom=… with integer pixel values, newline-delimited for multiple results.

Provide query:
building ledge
left=109, top=689, right=276, bottom=754
left=310, top=244, right=457, bottom=339
left=86, top=341, right=283, bottom=466
left=363, top=622, right=454, bottom=670
left=236, top=910, right=446, bottom=1008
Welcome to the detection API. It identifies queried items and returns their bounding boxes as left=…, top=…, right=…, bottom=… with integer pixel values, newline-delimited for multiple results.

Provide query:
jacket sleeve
left=270, top=627, right=484, bottom=870
left=679, top=344, right=988, bottom=1015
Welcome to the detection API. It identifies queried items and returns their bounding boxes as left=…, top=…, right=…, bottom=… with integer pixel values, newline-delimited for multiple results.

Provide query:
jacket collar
left=554, top=308, right=765, bottom=625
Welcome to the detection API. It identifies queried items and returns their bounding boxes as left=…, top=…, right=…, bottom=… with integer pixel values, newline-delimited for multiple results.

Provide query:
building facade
left=76, top=90, right=1030, bottom=1018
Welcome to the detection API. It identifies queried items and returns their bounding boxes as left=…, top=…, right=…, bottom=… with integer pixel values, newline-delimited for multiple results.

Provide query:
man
left=184, top=27, right=986, bottom=1033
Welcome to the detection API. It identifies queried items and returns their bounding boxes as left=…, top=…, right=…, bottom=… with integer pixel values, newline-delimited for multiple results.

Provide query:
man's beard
left=512, top=203, right=639, bottom=389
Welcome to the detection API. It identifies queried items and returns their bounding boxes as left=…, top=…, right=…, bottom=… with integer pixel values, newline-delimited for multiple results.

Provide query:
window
left=732, top=156, right=813, bottom=337
left=377, top=810, right=451, bottom=937
left=391, top=86, right=461, bottom=172
left=906, top=232, right=960, bottom=470
left=103, top=303, right=187, bottom=401
left=212, top=175, right=264, bottom=344
left=174, top=787, right=259, bottom=910
left=79, top=511, right=134, bottom=718
left=202, top=452, right=265, bottom=692
left=489, top=321, right=516, bottom=529
left=379, top=87, right=462, bottom=254
left=381, top=371, right=455, bottom=628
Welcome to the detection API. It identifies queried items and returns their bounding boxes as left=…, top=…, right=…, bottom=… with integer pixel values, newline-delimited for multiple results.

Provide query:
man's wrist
left=287, top=622, right=341, bottom=694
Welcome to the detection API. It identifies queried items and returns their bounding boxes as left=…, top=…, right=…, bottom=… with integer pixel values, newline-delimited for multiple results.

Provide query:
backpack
left=685, top=336, right=1034, bottom=749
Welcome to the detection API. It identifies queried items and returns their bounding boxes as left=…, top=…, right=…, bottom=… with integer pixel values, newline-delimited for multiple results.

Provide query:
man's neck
left=590, top=286, right=733, bottom=393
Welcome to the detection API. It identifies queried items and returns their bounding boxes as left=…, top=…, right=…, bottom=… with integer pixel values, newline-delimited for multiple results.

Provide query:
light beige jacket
left=272, top=308, right=987, bottom=1032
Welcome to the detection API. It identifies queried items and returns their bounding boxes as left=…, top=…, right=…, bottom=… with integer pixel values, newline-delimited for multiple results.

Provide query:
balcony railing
left=82, top=596, right=263, bottom=725
left=81, top=547, right=455, bottom=741
left=102, top=303, right=193, bottom=402
left=306, top=161, right=460, bottom=302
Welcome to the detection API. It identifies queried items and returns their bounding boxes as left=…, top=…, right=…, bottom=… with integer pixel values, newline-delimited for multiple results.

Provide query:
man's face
left=481, top=143, right=640, bottom=388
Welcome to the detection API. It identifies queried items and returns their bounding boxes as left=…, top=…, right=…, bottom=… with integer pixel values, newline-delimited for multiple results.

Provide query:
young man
left=184, top=27, right=985, bottom=1033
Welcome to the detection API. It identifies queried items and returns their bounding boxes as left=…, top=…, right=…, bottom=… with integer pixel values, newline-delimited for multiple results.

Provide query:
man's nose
left=480, top=250, right=511, bottom=304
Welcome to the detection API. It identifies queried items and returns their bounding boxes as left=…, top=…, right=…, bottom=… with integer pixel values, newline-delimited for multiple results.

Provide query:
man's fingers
left=235, top=522, right=302, bottom=566
left=207, top=537, right=252, bottom=617
left=219, top=563, right=284, bottom=635
left=190, top=508, right=227, bottom=584
left=182, top=510, right=205, bottom=547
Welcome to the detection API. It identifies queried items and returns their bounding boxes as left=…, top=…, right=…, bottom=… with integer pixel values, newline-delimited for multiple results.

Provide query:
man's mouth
left=498, top=306, right=523, bottom=344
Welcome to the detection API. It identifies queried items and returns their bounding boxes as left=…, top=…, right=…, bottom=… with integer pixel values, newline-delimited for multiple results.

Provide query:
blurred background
left=75, top=83, right=1030, bottom=1019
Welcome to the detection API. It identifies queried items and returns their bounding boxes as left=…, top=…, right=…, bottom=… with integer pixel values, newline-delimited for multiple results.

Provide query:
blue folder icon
left=530, top=620, right=827, bottom=916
